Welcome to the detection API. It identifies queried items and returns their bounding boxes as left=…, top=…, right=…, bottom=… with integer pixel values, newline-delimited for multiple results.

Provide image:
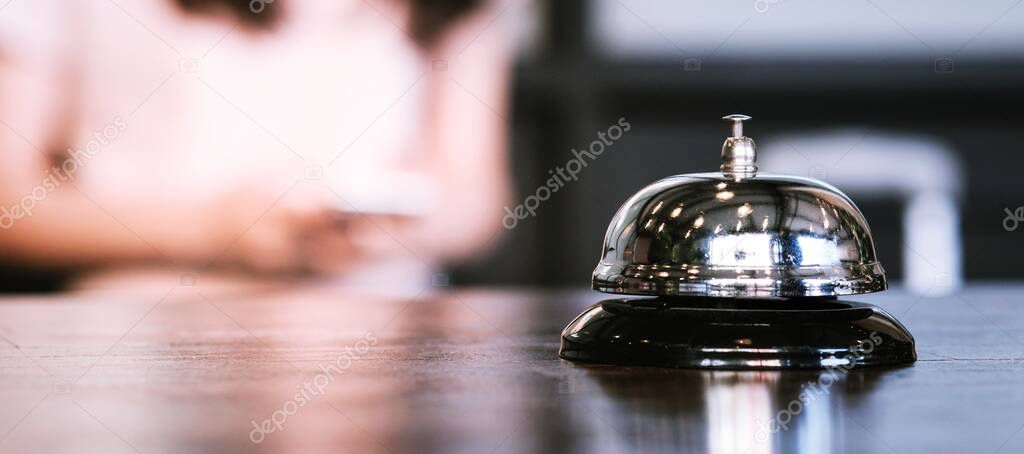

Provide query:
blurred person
left=0, top=0, right=512, bottom=290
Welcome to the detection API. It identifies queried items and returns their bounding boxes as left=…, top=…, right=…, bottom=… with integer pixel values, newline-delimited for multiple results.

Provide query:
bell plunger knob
left=720, top=114, right=757, bottom=180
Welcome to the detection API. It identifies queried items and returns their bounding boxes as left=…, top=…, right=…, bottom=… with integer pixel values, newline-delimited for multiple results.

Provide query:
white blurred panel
left=590, top=0, right=1024, bottom=58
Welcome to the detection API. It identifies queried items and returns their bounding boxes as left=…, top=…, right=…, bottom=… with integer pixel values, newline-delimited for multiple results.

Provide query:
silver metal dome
left=592, top=115, right=886, bottom=298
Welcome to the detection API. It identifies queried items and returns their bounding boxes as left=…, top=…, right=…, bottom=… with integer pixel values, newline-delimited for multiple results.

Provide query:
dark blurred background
left=453, top=0, right=1024, bottom=289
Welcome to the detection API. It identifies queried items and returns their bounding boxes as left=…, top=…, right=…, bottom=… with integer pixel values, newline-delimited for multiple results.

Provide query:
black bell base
left=559, top=297, right=916, bottom=370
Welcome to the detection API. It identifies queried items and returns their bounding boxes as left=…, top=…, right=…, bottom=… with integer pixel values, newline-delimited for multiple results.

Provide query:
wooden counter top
left=1, top=282, right=1022, bottom=453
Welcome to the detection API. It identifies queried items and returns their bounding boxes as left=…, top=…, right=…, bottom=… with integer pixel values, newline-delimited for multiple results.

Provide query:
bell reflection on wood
left=559, top=115, right=916, bottom=369
left=569, top=366, right=891, bottom=453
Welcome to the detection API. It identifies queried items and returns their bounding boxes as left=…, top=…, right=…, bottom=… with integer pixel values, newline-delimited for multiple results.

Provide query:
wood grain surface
left=1, top=279, right=1023, bottom=453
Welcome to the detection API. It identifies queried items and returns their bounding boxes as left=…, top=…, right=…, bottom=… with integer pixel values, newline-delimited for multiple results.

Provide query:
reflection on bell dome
left=593, top=173, right=886, bottom=297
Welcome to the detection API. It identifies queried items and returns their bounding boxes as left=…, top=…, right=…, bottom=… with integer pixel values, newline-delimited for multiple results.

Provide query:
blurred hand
left=206, top=180, right=418, bottom=276
left=206, top=181, right=347, bottom=275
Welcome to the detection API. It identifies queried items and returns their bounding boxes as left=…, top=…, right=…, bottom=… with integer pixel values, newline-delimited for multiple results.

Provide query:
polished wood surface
left=1, top=281, right=1023, bottom=453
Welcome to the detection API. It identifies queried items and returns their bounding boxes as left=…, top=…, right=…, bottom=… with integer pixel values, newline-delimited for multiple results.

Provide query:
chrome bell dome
left=593, top=115, right=886, bottom=298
